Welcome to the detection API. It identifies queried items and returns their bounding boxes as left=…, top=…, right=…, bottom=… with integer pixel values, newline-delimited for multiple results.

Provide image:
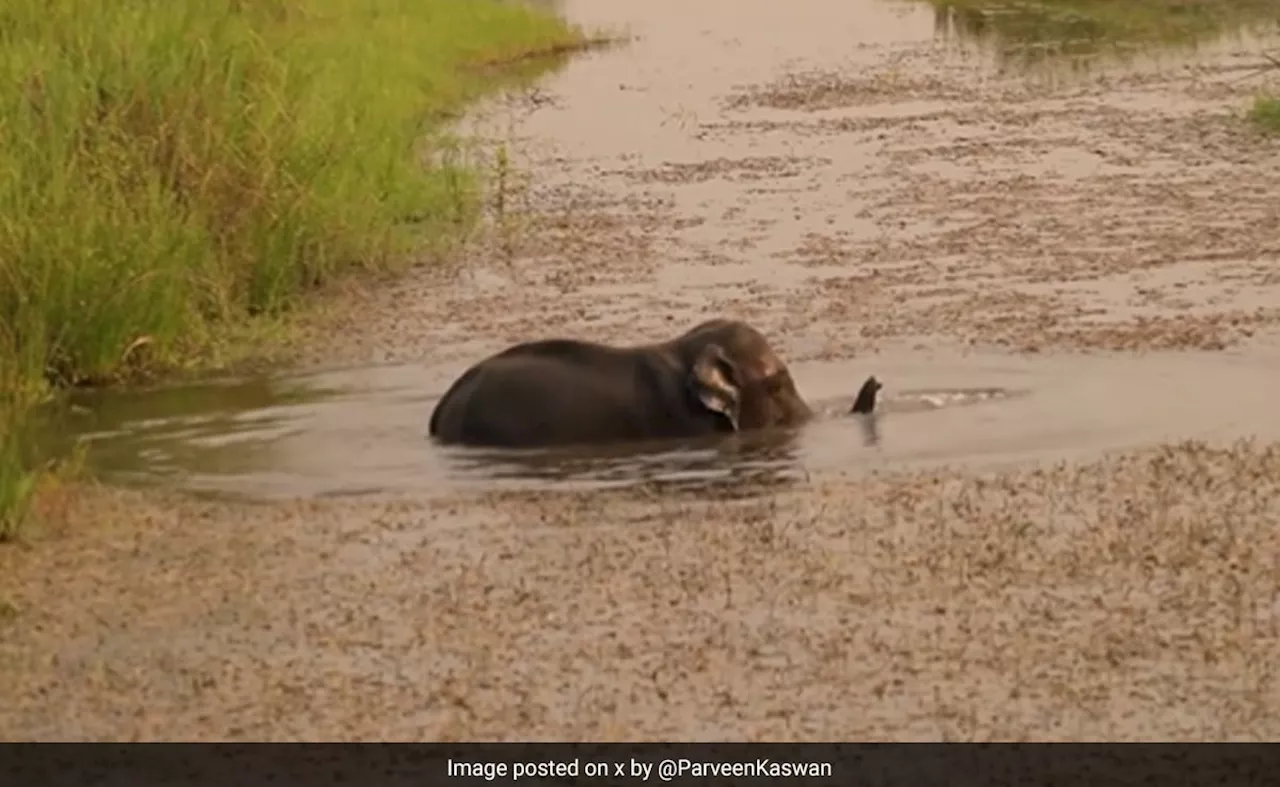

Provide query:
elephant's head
left=682, top=320, right=813, bottom=432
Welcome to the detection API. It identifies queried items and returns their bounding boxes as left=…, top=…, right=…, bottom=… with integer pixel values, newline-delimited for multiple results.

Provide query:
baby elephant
left=430, top=318, right=838, bottom=448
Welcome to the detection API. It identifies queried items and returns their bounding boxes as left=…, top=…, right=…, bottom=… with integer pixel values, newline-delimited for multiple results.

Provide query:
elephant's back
left=438, top=351, right=678, bottom=447
left=428, top=361, right=489, bottom=439
left=429, top=343, right=587, bottom=440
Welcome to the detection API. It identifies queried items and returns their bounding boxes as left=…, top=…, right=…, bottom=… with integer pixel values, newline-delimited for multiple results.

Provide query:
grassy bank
left=0, top=0, right=585, bottom=538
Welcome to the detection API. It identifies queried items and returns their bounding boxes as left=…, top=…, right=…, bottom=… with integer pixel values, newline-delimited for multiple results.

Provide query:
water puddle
left=36, top=345, right=1280, bottom=501
left=928, top=0, right=1280, bottom=75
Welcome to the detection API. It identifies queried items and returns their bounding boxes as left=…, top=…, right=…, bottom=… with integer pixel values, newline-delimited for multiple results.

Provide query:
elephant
left=428, top=317, right=878, bottom=449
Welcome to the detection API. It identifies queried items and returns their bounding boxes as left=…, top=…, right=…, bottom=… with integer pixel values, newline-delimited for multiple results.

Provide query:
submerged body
left=429, top=319, right=823, bottom=448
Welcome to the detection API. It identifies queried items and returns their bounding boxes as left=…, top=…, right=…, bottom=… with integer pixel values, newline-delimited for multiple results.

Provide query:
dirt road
left=3, top=0, right=1280, bottom=740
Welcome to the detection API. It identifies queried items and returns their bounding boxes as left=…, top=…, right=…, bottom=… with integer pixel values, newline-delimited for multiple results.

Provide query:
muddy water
left=48, top=342, right=1280, bottom=501
left=933, top=1, right=1280, bottom=76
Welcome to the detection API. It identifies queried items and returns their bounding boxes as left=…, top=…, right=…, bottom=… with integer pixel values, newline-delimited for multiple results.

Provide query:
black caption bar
left=3, top=743, right=1279, bottom=787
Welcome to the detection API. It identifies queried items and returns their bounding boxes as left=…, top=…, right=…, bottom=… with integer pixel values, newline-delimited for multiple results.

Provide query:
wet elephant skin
left=428, top=318, right=818, bottom=448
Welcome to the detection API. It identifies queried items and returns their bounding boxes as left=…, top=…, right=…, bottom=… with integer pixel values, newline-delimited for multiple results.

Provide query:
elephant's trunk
left=850, top=376, right=881, bottom=415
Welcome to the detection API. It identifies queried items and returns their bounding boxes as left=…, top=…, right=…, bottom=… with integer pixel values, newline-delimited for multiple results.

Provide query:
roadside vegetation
left=0, top=0, right=587, bottom=538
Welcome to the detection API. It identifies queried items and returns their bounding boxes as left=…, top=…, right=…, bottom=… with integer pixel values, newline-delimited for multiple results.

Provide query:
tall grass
left=0, top=0, right=583, bottom=537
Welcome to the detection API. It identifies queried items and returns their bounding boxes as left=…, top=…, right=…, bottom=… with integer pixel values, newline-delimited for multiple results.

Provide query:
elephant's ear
left=690, top=344, right=742, bottom=430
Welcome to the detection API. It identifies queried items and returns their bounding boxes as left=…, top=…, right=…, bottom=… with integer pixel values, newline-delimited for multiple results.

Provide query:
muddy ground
left=3, top=0, right=1280, bottom=740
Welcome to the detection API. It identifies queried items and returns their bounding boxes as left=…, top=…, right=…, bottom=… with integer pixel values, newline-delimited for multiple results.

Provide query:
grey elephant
left=429, top=317, right=878, bottom=448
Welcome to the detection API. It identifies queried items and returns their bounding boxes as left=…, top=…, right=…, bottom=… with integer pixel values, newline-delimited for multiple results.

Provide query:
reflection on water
left=926, top=0, right=1280, bottom=74
left=32, top=346, right=1280, bottom=503
left=39, top=376, right=345, bottom=485
left=439, top=426, right=819, bottom=498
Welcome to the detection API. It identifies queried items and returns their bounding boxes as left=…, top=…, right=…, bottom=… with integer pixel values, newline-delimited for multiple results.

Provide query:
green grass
left=0, top=0, right=586, bottom=538
left=1252, top=95, right=1280, bottom=132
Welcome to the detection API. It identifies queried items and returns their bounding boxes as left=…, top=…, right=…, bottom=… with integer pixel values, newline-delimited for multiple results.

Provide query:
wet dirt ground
left=3, top=0, right=1280, bottom=740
